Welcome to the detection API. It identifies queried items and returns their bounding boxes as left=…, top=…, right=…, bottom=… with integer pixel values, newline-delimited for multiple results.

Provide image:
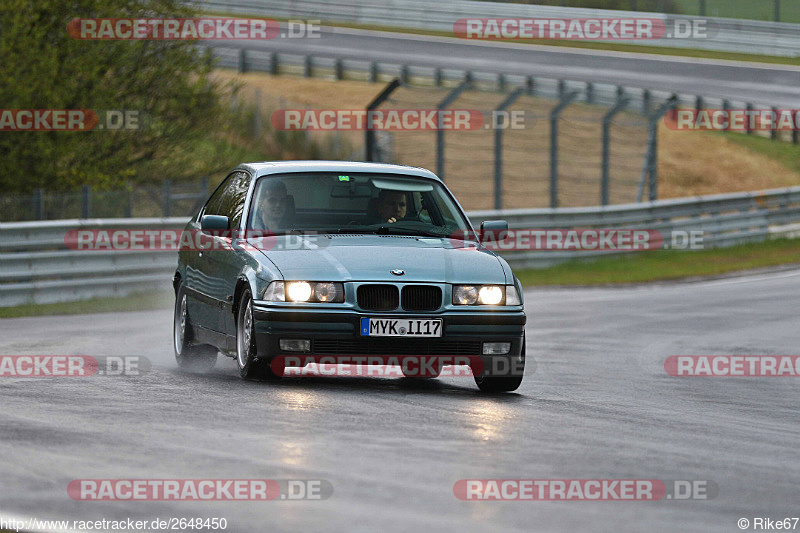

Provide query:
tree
left=0, top=0, right=221, bottom=192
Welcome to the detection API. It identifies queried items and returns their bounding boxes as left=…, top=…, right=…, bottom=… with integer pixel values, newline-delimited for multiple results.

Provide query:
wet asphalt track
left=1, top=269, right=800, bottom=532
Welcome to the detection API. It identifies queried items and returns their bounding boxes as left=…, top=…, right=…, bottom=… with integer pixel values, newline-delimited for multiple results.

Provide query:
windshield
left=247, top=172, right=473, bottom=237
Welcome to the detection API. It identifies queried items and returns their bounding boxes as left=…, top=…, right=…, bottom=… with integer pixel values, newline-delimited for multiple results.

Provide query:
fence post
left=435, top=80, right=472, bottom=180
left=550, top=90, right=580, bottom=208
left=637, top=96, right=677, bottom=202
left=81, top=185, right=91, bottom=219
left=163, top=180, right=171, bottom=217
left=493, top=88, right=524, bottom=210
left=772, top=107, right=779, bottom=140
left=601, top=96, right=630, bottom=206
left=364, top=78, right=401, bottom=161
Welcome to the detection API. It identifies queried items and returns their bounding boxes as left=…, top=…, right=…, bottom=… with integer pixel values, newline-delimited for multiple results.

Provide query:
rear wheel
left=474, top=336, right=525, bottom=393
left=174, top=284, right=217, bottom=373
left=236, top=289, right=282, bottom=381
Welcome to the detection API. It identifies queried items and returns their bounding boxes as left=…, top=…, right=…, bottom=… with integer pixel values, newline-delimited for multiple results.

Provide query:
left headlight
left=263, top=281, right=345, bottom=303
left=452, top=285, right=521, bottom=306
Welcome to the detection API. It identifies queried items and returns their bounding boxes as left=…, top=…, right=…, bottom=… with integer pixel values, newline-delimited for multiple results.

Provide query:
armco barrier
left=2, top=186, right=800, bottom=306
left=192, top=0, right=800, bottom=57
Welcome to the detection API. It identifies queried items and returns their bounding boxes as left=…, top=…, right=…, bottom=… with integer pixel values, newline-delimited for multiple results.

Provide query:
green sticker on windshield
left=338, top=175, right=350, bottom=182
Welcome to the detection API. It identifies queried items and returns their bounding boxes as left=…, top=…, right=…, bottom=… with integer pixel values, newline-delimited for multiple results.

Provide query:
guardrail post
left=746, top=103, right=754, bottom=135
left=699, top=0, right=706, bottom=16
left=775, top=0, right=781, bottom=21
left=81, top=185, right=91, bottom=219
left=695, top=95, right=704, bottom=111
left=400, top=65, right=410, bottom=84
left=163, top=180, right=171, bottom=217
left=586, top=82, right=594, bottom=105
left=304, top=55, right=312, bottom=78
left=550, top=90, right=580, bottom=208
left=525, top=76, right=535, bottom=96
left=237, top=48, right=247, bottom=73
left=793, top=110, right=799, bottom=145
left=369, top=61, right=378, bottom=83
left=494, top=88, right=525, bottom=210
left=601, top=95, right=630, bottom=206
left=365, top=78, right=401, bottom=161
left=642, top=89, right=650, bottom=115
left=557, top=79, right=566, bottom=98
left=435, top=80, right=472, bottom=180
left=497, top=73, right=506, bottom=93
left=637, top=96, right=677, bottom=202
left=434, top=67, right=443, bottom=87
left=33, top=188, right=44, bottom=220
left=270, top=52, right=279, bottom=75
left=334, top=59, right=344, bottom=80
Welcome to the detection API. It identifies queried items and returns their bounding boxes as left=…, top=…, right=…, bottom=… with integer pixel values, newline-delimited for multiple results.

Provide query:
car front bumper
left=252, top=303, right=526, bottom=377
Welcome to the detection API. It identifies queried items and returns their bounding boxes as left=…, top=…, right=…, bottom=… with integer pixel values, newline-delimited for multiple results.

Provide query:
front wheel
left=474, top=336, right=525, bottom=393
left=174, top=284, right=217, bottom=373
left=236, top=289, right=282, bottom=381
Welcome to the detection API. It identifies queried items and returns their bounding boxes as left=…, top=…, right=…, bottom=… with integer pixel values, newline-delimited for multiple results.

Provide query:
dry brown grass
left=213, top=70, right=800, bottom=209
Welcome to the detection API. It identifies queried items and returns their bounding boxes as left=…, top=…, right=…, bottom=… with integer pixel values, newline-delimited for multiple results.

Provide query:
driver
left=253, top=180, right=291, bottom=230
left=375, top=190, right=407, bottom=224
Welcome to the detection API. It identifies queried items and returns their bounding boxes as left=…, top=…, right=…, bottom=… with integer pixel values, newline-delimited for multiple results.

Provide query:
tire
left=174, top=284, right=217, bottom=373
left=236, top=289, right=282, bottom=381
left=474, top=335, right=525, bottom=393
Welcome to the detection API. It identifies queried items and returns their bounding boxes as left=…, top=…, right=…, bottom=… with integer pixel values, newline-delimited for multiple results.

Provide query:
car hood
left=256, top=235, right=506, bottom=284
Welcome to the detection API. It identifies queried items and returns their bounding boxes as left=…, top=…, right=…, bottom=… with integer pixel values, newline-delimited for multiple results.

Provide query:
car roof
left=238, top=161, right=441, bottom=181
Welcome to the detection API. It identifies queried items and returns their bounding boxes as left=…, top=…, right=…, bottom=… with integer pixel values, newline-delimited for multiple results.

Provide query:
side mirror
left=480, top=220, right=508, bottom=243
left=201, top=215, right=229, bottom=233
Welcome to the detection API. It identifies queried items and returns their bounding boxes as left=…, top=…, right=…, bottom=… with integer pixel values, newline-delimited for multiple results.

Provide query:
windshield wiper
left=373, top=226, right=446, bottom=238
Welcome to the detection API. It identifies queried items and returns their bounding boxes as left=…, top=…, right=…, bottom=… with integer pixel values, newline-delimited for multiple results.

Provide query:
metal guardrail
left=2, top=186, right=800, bottom=306
left=193, top=0, right=800, bottom=57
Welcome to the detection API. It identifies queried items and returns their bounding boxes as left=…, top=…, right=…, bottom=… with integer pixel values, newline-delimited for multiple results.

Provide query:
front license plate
left=361, top=318, right=442, bottom=337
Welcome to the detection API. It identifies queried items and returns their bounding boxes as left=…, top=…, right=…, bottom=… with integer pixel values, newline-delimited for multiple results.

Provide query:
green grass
left=0, top=291, right=173, bottom=319
left=516, top=237, right=800, bottom=286
left=719, top=132, right=800, bottom=174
